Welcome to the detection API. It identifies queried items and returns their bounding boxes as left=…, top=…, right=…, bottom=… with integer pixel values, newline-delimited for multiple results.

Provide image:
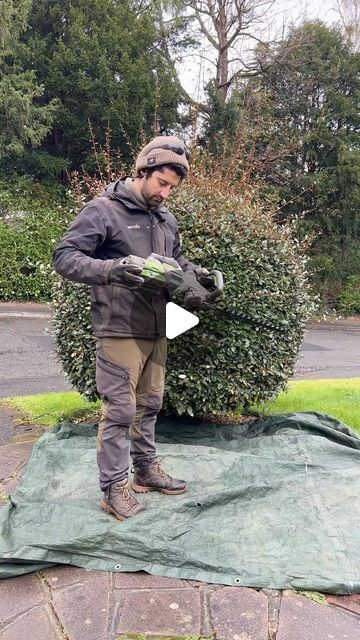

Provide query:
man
left=53, top=135, right=214, bottom=521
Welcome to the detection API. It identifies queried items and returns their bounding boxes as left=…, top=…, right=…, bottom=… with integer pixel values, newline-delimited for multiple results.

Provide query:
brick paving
left=1, top=434, right=360, bottom=639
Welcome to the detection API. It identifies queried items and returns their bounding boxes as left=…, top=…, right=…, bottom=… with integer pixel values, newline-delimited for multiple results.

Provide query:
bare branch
left=180, top=52, right=218, bottom=68
left=333, top=0, right=360, bottom=51
left=222, top=65, right=270, bottom=88
left=177, top=0, right=294, bottom=99
left=182, top=0, right=213, bottom=17
left=194, top=9, right=220, bottom=49
left=236, top=31, right=272, bottom=45
left=134, top=1, right=154, bottom=16
left=155, top=2, right=210, bottom=112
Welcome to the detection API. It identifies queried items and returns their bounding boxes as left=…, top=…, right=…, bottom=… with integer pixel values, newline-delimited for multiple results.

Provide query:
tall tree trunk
left=216, top=2, right=229, bottom=98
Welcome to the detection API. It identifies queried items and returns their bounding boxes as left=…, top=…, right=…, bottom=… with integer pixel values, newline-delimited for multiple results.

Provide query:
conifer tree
left=0, top=0, right=56, bottom=160
left=19, top=0, right=181, bottom=169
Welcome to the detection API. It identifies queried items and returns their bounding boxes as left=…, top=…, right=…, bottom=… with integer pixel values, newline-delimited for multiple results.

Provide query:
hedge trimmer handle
left=207, top=270, right=224, bottom=302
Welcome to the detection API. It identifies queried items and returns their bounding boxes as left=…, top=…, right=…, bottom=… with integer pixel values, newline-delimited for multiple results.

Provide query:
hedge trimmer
left=121, top=254, right=287, bottom=334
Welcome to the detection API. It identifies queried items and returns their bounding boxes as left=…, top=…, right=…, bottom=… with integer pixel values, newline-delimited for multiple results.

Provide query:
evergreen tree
left=200, top=22, right=360, bottom=304
left=0, top=0, right=56, bottom=160
left=20, top=0, right=181, bottom=170
left=261, top=23, right=359, bottom=232
left=259, top=22, right=360, bottom=301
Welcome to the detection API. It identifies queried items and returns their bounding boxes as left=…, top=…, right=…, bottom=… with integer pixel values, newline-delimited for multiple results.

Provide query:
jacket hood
left=102, top=178, right=168, bottom=221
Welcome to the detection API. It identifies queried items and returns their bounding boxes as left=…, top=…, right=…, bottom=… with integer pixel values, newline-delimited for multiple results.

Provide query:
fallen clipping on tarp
left=0, top=412, right=359, bottom=593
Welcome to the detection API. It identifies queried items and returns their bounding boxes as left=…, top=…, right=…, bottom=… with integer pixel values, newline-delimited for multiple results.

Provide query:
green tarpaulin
left=0, top=412, right=359, bottom=593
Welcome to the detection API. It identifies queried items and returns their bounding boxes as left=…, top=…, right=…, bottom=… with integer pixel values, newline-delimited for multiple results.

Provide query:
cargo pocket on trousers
left=96, top=353, right=131, bottom=405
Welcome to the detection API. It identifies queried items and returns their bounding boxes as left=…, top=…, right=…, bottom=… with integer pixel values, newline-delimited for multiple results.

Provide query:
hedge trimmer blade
left=123, top=258, right=288, bottom=333
left=205, top=270, right=287, bottom=334
left=214, top=307, right=288, bottom=334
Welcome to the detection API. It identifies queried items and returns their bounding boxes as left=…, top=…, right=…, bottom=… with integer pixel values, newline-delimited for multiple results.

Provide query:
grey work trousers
left=95, top=336, right=167, bottom=491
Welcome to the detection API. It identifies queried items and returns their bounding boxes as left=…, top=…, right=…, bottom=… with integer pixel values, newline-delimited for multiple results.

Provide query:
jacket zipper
left=148, top=211, right=158, bottom=338
left=149, top=211, right=154, bottom=251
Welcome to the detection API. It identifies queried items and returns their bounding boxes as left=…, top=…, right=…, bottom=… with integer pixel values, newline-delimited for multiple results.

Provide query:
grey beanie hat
left=135, top=136, right=189, bottom=174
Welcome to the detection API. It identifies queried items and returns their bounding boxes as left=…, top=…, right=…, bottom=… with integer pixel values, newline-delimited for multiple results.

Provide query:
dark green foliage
left=199, top=22, right=360, bottom=308
left=0, top=0, right=57, bottom=160
left=0, top=176, right=72, bottom=300
left=51, top=176, right=313, bottom=415
left=199, top=81, right=243, bottom=154
left=18, top=0, right=181, bottom=170
left=254, top=22, right=360, bottom=304
left=338, top=276, right=360, bottom=315
left=265, top=23, right=359, bottom=224
left=52, top=281, right=97, bottom=399
left=309, top=243, right=360, bottom=307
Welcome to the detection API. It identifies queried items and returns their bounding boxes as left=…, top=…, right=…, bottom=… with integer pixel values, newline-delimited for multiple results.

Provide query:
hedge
left=0, top=175, right=73, bottom=300
left=52, top=172, right=314, bottom=417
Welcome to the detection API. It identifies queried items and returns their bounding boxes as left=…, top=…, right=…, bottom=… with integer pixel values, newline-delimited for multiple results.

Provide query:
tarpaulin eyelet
left=115, top=564, right=122, bottom=570
left=234, top=577, right=241, bottom=584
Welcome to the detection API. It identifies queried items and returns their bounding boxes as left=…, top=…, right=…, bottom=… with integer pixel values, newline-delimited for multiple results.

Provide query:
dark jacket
left=53, top=179, right=198, bottom=338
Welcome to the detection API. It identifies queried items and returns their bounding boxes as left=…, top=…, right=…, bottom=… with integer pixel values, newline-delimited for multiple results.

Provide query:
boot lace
left=151, top=459, right=172, bottom=482
left=113, top=482, right=138, bottom=510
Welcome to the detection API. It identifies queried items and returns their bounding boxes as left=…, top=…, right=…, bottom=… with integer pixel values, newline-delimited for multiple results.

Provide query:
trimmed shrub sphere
left=52, top=183, right=314, bottom=416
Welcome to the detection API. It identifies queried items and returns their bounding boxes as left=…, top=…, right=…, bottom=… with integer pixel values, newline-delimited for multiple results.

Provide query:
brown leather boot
left=131, top=460, right=187, bottom=495
left=101, top=479, right=146, bottom=520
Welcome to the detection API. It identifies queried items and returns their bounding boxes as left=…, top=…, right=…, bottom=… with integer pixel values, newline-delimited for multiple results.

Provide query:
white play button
left=166, top=302, right=199, bottom=339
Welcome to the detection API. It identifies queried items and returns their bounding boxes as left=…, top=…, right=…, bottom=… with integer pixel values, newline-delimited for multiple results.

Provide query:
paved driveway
left=295, top=320, right=360, bottom=379
left=0, top=313, right=359, bottom=401
left=0, top=315, right=71, bottom=398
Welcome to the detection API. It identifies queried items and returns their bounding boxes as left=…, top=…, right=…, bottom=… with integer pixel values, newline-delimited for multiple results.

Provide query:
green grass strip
left=2, top=378, right=359, bottom=434
left=3, top=392, right=100, bottom=427
left=253, top=378, right=360, bottom=432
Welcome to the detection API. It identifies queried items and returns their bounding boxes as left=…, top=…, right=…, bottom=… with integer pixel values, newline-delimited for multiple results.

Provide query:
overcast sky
left=179, top=0, right=340, bottom=99
left=286, top=0, right=339, bottom=27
